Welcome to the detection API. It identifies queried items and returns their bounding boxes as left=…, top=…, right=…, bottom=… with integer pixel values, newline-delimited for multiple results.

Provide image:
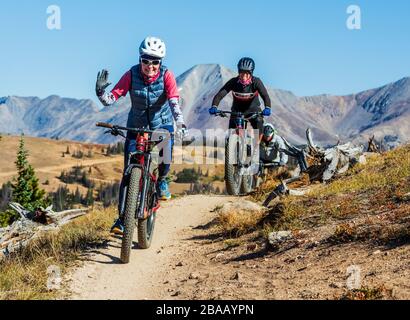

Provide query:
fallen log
left=305, top=128, right=365, bottom=182
left=263, top=128, right=369, bottom=207
left=0, top=203, right=89, bottom=261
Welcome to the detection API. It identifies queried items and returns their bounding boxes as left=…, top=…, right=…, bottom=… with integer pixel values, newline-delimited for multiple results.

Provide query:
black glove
left=96, top=69, right=111, bottom=97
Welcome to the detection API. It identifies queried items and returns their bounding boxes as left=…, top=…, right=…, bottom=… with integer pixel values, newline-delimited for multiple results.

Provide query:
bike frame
left=96, top=123, right=164, bottom=221
left=221, top=111, right=261, bottom=168
left=121, top=133, right=160, bottom=220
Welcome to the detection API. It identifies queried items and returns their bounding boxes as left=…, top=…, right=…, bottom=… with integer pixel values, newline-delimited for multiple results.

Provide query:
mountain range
left=1, top=64, right=409, bottom=148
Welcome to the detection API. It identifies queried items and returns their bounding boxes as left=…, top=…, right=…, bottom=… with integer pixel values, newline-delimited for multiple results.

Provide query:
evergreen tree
left=52, top=185, right=71, bottom=211
left=83, top=187, right=94, bottom=207
left=12, top=135, right=47, bottom=211
left=74, top=187, right=82, bottom=204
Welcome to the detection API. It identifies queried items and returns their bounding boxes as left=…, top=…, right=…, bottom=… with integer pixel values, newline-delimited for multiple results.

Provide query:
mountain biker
left=260, top=123, right=288, bottom=167
left=209, top=57, right=272, bottom=137
left=95, top=36, right=187, bottom=234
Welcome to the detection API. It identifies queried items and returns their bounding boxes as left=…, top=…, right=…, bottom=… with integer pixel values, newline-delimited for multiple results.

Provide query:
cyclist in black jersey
left=209, top=57, right=272, bottom=135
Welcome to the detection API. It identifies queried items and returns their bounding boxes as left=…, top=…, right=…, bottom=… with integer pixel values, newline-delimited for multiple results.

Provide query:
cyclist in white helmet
left=95, top=36, right=187, bottom=234
left=260, top=123, right=288, bottom=167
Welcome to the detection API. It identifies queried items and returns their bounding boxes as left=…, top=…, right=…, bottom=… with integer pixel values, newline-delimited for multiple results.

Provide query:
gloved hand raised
left=209, top=106, right=218, bottom=115
left=96, top=69, right=112, bottom=97
left=262, top=107, right=271, bottom=117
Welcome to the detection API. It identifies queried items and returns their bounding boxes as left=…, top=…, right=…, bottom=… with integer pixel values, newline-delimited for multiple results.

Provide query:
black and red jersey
left=212, top=76, right=271, bottom=113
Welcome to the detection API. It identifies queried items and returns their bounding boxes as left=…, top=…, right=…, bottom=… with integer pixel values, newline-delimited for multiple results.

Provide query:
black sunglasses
left=141, top=58, right=161, bottom=66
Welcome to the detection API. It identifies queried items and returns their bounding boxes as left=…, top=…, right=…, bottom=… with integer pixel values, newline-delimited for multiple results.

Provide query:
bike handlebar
left=96, top=122, right=168, bottom=135
left=96, top=122, right=114, bottom=129
left=214, top=110, right=263, bottom=119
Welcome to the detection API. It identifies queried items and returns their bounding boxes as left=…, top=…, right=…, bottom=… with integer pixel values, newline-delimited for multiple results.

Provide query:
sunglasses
left=140, top=58, right=161, bottom=66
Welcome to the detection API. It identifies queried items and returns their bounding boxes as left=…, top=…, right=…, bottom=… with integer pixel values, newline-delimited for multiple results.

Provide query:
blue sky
left=0, top=0, right=409, bottom=101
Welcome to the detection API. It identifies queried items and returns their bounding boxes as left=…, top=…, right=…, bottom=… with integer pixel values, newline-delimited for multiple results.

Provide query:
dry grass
left=328, top=223, right=358, bottom=244
left=0, top=206, right=116, bottom=300
left=249, top=145, right=410, bottom=246
left=208, top=145, right=410, bottom=247
left=341, top=286, right=393, bottom=300
left=312, top=145, right=410, bottom=197
left=223, top=238, right=244, bottom=249
left=251, top=168, right=294, bottom=203
left=215, top=206, right=266, bottom=238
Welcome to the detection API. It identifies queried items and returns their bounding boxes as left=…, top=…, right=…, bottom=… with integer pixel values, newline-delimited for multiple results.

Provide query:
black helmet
left=237, top=57, right=255, bottom=74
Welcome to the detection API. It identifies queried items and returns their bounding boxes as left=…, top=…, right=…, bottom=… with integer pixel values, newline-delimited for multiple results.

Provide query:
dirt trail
left=67, top=194, right=410, bottom=300
left=67, top=195, right=237, bottom=300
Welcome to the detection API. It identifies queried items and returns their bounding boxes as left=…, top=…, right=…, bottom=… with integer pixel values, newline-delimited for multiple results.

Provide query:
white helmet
left=263, top=123, right=277, bottom=141
left=139, top=36, right=166, bottom=59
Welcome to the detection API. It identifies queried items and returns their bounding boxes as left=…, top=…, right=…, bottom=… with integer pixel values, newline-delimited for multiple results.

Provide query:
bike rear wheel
left=121, top=167, right=141, bottom=264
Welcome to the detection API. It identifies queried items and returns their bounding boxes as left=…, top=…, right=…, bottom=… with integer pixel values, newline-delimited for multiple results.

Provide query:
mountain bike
left=214, top=111, right=263, bottom=195
left=96, top=122, right=168, bottom=263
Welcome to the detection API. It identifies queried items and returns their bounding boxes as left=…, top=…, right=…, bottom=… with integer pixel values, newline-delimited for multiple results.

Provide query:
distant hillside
left=1, top=65, right=409, bottom=148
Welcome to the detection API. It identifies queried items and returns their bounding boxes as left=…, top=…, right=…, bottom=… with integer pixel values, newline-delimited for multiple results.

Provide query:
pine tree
left=12, top=135, right=47, bottom=211
left=84, top=187, right=94, bottom=207
left=74, top=187, right=81, bottom=204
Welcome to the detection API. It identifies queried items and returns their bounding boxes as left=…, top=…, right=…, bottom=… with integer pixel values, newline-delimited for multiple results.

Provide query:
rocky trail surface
left=67, top=195, right=409, bottom=300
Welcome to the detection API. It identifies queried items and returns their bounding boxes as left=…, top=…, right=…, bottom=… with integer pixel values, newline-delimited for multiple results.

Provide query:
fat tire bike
left=97, top=122, right=168, bottom=263
left=213, top=111, right=264, bottom=196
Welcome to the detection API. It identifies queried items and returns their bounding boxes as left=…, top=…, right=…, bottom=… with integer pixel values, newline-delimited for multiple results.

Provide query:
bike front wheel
left=225, top=134, right=242, bottom=195
left=121, top=167, right=141, bottom=264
